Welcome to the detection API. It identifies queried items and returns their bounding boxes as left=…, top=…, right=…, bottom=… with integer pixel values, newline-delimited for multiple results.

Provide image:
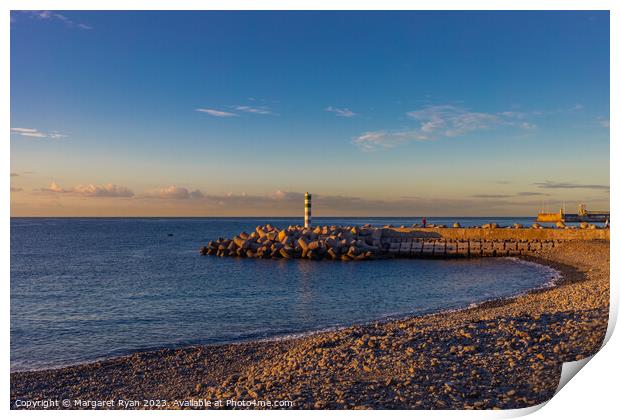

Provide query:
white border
left=2, top=1, right=617, bottom=419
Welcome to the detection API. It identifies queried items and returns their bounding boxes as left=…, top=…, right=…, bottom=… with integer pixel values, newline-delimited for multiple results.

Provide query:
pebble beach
left=10, top=240, right=609, bottom=410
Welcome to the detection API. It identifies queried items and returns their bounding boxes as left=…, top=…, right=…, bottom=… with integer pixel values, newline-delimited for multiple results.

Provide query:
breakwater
left=200, top=223, right=609, bottom=261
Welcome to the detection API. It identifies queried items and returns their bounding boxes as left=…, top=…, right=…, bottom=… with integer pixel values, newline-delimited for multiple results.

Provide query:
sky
left=10, top=11, right=610, bottom=217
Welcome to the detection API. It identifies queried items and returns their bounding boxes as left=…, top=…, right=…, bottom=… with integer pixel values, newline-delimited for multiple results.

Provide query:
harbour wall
left=201, top=225, right=609, bottom=261
left=385, top=227, right=610, bottom=241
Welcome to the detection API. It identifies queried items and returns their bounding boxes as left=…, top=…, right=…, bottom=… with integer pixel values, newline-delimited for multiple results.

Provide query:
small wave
left=503, top=256, right=563, bottom=287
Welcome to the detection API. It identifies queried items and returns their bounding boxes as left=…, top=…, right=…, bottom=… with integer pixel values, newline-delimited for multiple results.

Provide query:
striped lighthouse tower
left=304, top=192, right=312, bottom=228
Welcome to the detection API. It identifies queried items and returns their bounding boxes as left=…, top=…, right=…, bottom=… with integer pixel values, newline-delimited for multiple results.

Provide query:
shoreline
left=10, top=257, right=561, bottom=375
left=11, top=240, right=609, bottom=409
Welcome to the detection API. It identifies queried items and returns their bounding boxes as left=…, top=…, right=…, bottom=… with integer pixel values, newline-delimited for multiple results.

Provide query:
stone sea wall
left=201, top=224, right=383, bottom=261
left=200, top=223, right=609, bottom=261
left=388, top=226, right=610, bottom=241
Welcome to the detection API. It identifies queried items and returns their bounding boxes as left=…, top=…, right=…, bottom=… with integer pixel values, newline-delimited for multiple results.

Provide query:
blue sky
left=10, top=11, right=609, bottom=216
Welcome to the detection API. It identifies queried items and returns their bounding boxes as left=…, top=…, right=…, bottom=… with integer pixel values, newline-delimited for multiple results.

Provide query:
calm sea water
left=11, top=217, right=560, bottom=372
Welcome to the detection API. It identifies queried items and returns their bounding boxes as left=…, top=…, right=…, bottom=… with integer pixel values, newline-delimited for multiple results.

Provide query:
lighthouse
left=304, top=192, right=312, bottom=228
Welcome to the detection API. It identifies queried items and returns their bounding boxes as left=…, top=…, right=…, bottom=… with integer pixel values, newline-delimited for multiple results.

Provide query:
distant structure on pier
left=537, top=203, right=610, bottom=223
left=304, top=192, right=312, bottom=228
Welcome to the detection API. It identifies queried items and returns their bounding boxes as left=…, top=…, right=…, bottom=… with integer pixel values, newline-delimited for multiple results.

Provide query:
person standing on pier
left=422, top=217, right=427, bottom=228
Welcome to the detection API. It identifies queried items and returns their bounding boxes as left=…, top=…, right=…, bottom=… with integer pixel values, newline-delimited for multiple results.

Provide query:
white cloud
left=234, top=105, right=276, bottom=115
left=325, top=106, right=357, bottom=118
left=24, top=11, right=92, bottom=30
left=40, top=182, right=134, bottom=197
left=11, top=127, right=67, bottom=139
left=520, top=122, right=537, bottom=130
left=196, top=104, right=277, bottom=118
left=407, top=105, right=500, bottom=137
left=353, top=104, right=539, bottom=151
left=73, top=184, right=134, bottom=197
left=11, top=127, right=46, bottom=138
left=270, top=190, right=305, bottom=201
left=46, top=182, right=67, bottom=193
left=195, top=108, right=238, bottom=117
left=142, top=185, right=204, bottom=200
left=352, top=130, right=430, bottom=151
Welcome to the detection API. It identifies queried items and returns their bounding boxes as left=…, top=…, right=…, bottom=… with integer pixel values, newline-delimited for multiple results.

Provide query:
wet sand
left=10, top=240, right=609, bottom=409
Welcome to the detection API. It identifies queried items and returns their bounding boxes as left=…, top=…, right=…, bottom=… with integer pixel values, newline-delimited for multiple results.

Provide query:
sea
left=10, top=217, right=563, bottom=372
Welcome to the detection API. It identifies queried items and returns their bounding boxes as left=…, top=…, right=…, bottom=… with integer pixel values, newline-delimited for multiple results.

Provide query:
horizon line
left=10, top=215, right=539, bottom=219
